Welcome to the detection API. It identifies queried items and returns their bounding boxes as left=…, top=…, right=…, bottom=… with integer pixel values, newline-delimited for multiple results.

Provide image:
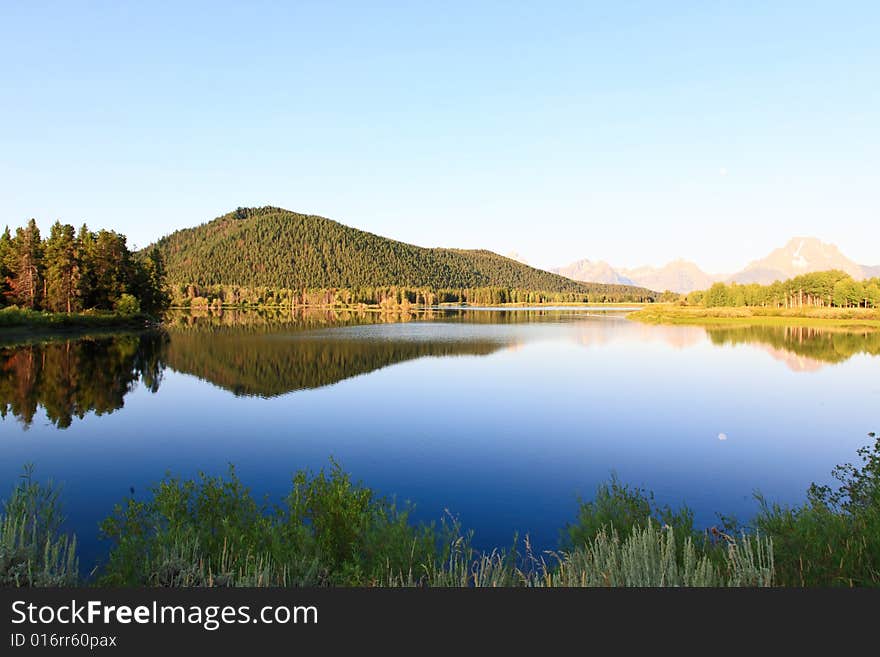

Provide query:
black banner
left=1, top=587, right=875, bottom=654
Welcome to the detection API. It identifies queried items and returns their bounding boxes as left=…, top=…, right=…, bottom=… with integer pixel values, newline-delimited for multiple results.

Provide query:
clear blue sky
left=1, top=1, right=877, bottom=273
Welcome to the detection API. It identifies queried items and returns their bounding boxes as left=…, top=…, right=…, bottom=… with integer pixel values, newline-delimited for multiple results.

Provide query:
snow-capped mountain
left=552, top=259, right=635, bottom=286
left=554, top=238, right=878, bottom=293
left=728, top=237, right=866, bottom=285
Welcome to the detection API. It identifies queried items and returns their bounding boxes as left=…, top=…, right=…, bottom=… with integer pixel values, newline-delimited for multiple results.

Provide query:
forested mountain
left=150, top=207, right=655, bottom=300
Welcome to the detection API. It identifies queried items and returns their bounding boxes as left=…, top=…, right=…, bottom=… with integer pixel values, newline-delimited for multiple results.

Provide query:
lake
left=2, top=307, right=879, bottom=569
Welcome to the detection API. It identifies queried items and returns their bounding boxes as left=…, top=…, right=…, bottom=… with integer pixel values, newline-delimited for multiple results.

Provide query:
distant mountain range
left=555, top=238, right=879, bottom=293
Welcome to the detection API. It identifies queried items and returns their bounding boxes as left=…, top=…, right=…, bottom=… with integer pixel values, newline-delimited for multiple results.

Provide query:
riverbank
left=0, top=307, right=157, bottom=342
left=627, top=304, right=880, bottom=329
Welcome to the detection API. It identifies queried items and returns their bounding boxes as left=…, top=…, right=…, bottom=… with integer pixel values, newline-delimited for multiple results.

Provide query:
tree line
left=685, top=270, right=880, bottom=309
left=0, top=219, right=170, bottom=315
left=171, top=282, right=657, bottom=308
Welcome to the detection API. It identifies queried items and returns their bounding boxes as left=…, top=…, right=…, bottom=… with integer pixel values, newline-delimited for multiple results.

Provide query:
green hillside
left=151, top=207, right=654, bottom=297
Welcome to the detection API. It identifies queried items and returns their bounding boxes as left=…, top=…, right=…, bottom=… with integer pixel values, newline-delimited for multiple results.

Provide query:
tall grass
left=385, top=524, right=773, bottom=587
left=0, top=465, right=79, bottom=587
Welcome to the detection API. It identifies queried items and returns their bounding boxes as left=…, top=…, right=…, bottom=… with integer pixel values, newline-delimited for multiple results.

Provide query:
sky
left=1, top=1, right=878, bottom=273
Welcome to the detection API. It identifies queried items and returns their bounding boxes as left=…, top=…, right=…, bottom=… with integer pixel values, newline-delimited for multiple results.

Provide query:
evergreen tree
left=44, top=221, right=81, bottom=313
left=0, top=226, right=13, bottom=306
left=133, top=247, right=170, bottom=314
left=77, top=224, right=98, bottom=309
left=11, top=219, right=43, bottom=308
left=90, top=229, right=132, bottom=309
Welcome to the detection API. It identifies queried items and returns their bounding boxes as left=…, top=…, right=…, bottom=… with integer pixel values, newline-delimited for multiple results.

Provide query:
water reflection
left=0, top=332, right=167, bottom=429
left=1, top=310, right=878, bottom=428
left=705, top=325, right=880, bottom=371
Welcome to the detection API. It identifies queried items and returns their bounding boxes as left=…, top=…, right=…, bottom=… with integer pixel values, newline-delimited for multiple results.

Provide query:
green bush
left=114, top=293, right=141, bottom=315
left=564, top=475, right=696, bottom=548
left=755, top=433, right=880, bottom=586
left=98, top=461, right=442, bottom=586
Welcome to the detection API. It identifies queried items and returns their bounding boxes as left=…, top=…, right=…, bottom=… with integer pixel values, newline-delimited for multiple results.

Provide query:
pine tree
left=77, top=224, right=97, bottom=309
left=11, top=219, right=43, bottom=308
left=44, top=221, right=81, bottom=313
left=0, top=226, right=13, bottom=306
left=133, top=247, right=170, bottom=313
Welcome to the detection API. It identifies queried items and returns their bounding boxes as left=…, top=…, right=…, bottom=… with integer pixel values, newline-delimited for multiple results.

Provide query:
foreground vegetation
left=3, top=435, right=878, bottom=587
left=0, top=466, right=78, bottom=587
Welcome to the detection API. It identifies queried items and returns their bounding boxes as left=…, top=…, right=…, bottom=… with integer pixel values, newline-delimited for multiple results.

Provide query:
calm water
left=2, top=308, right=879, bottom=568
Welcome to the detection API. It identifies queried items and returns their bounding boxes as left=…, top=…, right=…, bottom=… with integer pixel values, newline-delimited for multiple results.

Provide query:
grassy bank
left=3, top=434, right=878, bottom=588
left=628, top=304, right=880, bottom=329
left=0, top=307, right=156, bottom=340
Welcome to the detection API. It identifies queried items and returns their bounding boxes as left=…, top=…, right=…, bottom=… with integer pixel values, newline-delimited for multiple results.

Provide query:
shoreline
left=6, top=303, right=880, bottom=338
left=627, top=305, right=880, bottom=329
left=0, top=309, right=158, bottom=344
left=171, top=301, right=647, bottom=310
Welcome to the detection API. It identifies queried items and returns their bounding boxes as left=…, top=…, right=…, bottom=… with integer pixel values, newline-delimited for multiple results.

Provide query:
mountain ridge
left=551, top=259, right=635, bottom=286
left=149, top=206, right=656, bottom=298
left=557, top=237, right=878, bottom=293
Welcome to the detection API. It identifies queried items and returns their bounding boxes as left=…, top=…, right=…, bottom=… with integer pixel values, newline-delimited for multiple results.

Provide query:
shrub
left=114, top=293, right=141, bottom=315
left=755, top=433, right=880, bottom=586
left=98, top=461, right=442, bottom=586
left=564, top=475, right=696, bottom=548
